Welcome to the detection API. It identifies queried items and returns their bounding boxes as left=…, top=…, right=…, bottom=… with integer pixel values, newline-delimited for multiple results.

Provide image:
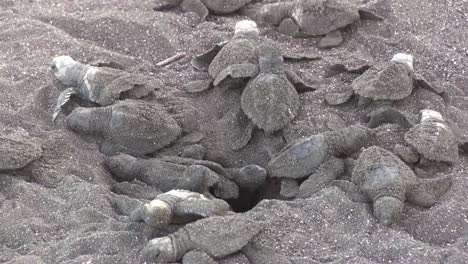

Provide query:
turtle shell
left=208, top=38, right=258, bottom=80
left=352, top=62, right=414, bottom=100
left=203, top=0, right=252, bottom=14
left=107, top=100, right=182, bottom=154
left=266, top=134, right=330, bottom=179
left=241, top=74, right=299, bottom=132
left=186, top=214, right=261, bottom=258
left=404, top=122, right=459, bottom=164
left=0, top=128, right=42, bottom=171
left=292, top=0, right=360, bottom=35
left=351, top=146, right=414, bottom=201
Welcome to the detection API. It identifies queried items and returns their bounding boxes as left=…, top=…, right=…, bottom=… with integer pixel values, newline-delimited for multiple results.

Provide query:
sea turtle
left=266, top=125, right=373, bottom=197
left=141, top=214, right=261, bottom=263
left=325, top=53, right=441, bottom=106
left=66, top=100, right=182, bottom=156
left=188, top=20, right=261, bottom=92
left=130, top=189, right=231, bottom=227
left=154, top=0, right=252, bottom=21
left=367, top=108, right=459, bottom=165
left=105, top=153, right=267, bottom=199
left=231, top=40, right=316, bottom=150
left=50, top=55, right=161, bottom=122
left=243, top=0, right=383, bottom=45
left=189, top=20, right=314, bottom=93
left=0, top=127, right=42, bottom=171
left=333, top=146, right=452, bottom=226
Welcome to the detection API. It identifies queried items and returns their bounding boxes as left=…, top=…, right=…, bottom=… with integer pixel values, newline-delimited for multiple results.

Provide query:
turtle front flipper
left=297, top=157, right=345, bottom=198
left=358, top=8, right=385, bottom=21
left=367, top=108, right=415, bottom=129
left=173, top=198, right=231, bottom=222
left=413, top=73, right=445, bottom=95
left=52, top=87, right=78, bottom=122
left=231, top=118, right=255, bottom=151
left=185, top=79, right=213, bottom=93
left=181, top=0, right=209, bottom=21
left=191, top=41, right=228, bottom=72
left=98, top=74, right=159, bottom=106
left=182, top=250, right=217, bottom=264
left=154, top=0, right=182, bottom=11
left=213, top=63, right=259, bottom=87
left=332, top=180, right=370, bottom=203
left=406, top=175, right=452, bottom=208
left=284, top=69, right=316, bottom=93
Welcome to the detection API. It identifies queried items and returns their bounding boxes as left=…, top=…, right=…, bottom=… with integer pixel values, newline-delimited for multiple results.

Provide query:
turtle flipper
left=284, top=69, right=316, bottom=93
left=52, top=87, right=78, bottom=122
left=231, top=120, right=255, bottom=151
left=154, top=0, right=182, bottom=11
left=99, top=74, right=158, bottom=106
left=332, top=180, right=370, bottom=203
left=173, top=198, right=231, bottom=222
left=182, top=250, right=218, bottom=264
left=406, top=175, right=452, bottom=208
left=358, top=8, right=385, bottom=21
left=367, top=108, right=414, bottom=129
left=297, top=157, right=344, bottom=198
left=191, top=41, right=228, bottom=72
left=181, top=0, right=209, bottom=21
left=213, top=63, right=259, bottom=87
left=413, top=73, right=445, bottom=95
left=185, top=79, right=213, bottom=93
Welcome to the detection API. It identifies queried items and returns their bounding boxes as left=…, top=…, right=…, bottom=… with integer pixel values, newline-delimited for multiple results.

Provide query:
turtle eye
left=50, top=64, right=57, bottom=71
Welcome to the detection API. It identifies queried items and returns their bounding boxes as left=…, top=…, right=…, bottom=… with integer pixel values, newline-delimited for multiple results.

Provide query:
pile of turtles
left=1, top=1, right=463, bottom=263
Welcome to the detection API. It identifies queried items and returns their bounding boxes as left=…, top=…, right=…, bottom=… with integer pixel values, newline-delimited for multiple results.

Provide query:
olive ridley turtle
left=154, top=0, right=251, bottom=21
left=66, top=100, right=182, bottom=156
left=266, top=125, right=373, bottom=197
left=104, top=153, right=268, bottom=199
left=130, top=189, right=231, bottom=227
left=333, top=146, right=452, bottom=226
left=243, top=0, right=383, bottom=42
left=0, top=127, right=42, bottom=171
left=325, top=53, right=442, bottom=106
left=189, top=20, right=314, bottom=93
left=51, top=56, right=161, bottom=121
left=368, top=108, right=459, bottom=165
left=142, top=214, right=261, bottom=263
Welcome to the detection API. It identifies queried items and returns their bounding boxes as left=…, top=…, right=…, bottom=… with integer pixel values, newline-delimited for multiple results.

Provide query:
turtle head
left=51, top=55, right=81, bottom=86
left=391, top=53, right=414, bottom=72
left=141, top=199, right=173, bottom=227
left=142, top=236, right=176, bottom=263
left=66, top=107, right=94, bottom=133
left=420, top=109, right=444, bottom=123
left=234, top=20, right=259, bottom=38
left=258, top=41, right=283, bottom=73
left=103, top=153, right=139, bottom=181
left=237, top=165, right=267, bottom=191
left=373, top=196, right=404, bottom=226
left=258, top=3, right=293, bottom=26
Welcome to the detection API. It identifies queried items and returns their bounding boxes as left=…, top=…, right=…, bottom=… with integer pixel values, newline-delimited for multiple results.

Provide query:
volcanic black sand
left=0, top=0, right=467, bottom=263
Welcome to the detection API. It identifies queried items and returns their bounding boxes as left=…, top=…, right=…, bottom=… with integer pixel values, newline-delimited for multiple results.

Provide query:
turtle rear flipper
left=173, top=198, right=231, bottom=222
left=284, top=69, right=316, bottom=93
left=406, top=175, right=452, bottom=208
left=213, top=63, right=259, bottom=87
left=181, top=0, right=209, bottom=21
left=52, top=87, right=78, bottom=122
left=191, top=41, right=228, bottom=72
left=332, top=180, right=370, bottom=203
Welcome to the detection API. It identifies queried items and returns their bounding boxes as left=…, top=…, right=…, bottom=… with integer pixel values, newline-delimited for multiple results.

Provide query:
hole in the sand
left=227, top=178, right=282, bottom=213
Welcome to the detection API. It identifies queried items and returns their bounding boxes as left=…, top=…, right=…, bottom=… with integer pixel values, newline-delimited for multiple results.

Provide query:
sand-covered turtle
left=130, top=189, right=231, bottom=227
left=325, top=53, right=442, bottom=106
left=189, top=20, right=314, bottom=93
left=266, top=125, right=373, bottom=197
left=66, top=100, right=182, bottom=156
left=0, top=127, right=42, bottom=171
left=243, top=0, right=382, bottom=44
left=142, top=214, right=261, bottom=263
left=368, top=108, right=459, bottom=165
left=333, top=146, right=452, bottom=226
left=50, top=55, right=161, bottom=121
left=104, top=153, right=269, bottom=199
left=188, top=20, right=260, bottom=92
left=154, top=0, right=252, bottom=21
